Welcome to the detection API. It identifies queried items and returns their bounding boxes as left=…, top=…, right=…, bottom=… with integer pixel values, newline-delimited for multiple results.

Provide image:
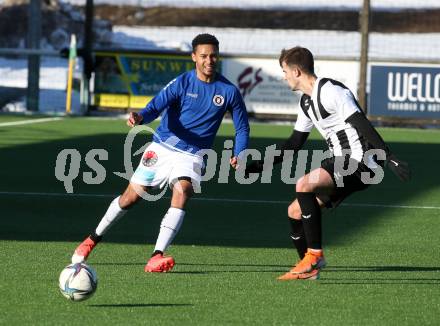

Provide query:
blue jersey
left=139, top=70, right=249, bottom=156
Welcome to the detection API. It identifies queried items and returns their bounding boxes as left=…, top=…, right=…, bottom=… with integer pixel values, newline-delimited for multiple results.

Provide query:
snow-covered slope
left=61, top=0, right=440, bottom=10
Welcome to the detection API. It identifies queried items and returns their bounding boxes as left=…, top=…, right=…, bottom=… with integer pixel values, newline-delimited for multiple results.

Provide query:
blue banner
left=369, top=65, right=440, bottom=118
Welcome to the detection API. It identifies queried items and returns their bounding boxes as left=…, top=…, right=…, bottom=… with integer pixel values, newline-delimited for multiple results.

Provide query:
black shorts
left=317, top=156, right=374, bottom=208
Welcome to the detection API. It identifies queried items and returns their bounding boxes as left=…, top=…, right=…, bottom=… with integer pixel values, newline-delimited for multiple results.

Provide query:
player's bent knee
left=287, top=202, right=302, bottom=220
left=171, top=187, right=193, bottom=209
left=173, top=181, right=194, bottom=198
left=296, top=177, right=307, bottom=193
left=296, top=176, right=314, bottom=193
left=174, top=189, right=192, bottom=202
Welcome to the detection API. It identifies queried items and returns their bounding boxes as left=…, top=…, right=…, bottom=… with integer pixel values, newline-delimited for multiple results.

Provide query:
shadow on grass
left=92, top=261, right=287, bottom=273
left=326, top=265, right=440, bottom=272
left=88, top=303, right=193, bottom=308
left=173, top=269, right=286, bottom=274
left=179, top=262, right=288, bottom=268
left=320, top=279, right=440, bottom=285
left=91, top=262, right=440, bottom=274
left=319, top=265, right=440, bottom=284
left=0, top=126, right=436, bottom=251
left=92, top=262, right=288, bottom=268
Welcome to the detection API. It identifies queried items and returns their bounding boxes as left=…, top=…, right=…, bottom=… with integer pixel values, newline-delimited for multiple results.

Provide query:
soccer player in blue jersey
left=71, top=34, right=250, bottom=272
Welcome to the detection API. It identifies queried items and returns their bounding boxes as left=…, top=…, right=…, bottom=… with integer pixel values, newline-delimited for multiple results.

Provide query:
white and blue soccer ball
left=59, top=263, right=98, bottom=301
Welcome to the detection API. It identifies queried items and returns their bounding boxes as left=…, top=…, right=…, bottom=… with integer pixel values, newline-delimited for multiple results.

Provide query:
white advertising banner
left=223, top=57, right=359, bottom=115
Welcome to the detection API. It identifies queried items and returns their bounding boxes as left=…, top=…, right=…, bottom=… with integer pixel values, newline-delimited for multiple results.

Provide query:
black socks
left=296, top=192, right=322, bottom=249
left=289, top=218, right=307, bottom=259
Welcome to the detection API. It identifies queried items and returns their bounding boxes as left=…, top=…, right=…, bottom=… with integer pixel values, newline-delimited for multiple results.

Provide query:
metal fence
left=0, top=0, right=439, bottom=122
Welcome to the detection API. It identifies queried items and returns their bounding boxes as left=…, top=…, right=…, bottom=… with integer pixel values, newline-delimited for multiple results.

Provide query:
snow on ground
left=61, top=0, right=440, bottom=10
left=1, top=26, right=439, bottom=113
left=0, top=57, right=82, bottom=114
left=112, top=26, right=440, bottom=61
left=0, top=57, right=69, bottom=90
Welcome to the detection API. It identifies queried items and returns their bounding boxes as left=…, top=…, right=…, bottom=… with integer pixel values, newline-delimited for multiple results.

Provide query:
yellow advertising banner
left=93, top=51, right=195, bottom=110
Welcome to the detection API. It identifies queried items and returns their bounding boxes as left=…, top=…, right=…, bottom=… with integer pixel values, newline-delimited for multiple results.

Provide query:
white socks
left=153, top=207, right=185, bottom=253
left=94, top=199, right=184, bottom=253
left=95, top=196, right=127, bottom=236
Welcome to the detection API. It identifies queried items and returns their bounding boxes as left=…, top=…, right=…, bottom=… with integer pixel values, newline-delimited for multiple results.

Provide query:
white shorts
left=131, top=142, right=203, bottom=191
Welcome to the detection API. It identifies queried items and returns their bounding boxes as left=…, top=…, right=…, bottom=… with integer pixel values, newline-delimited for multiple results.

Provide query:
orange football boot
left=145, top=253, right=175, bottom=272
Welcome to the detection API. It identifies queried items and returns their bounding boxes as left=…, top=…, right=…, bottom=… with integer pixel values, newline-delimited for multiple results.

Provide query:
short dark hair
left=192, top=34, right=219, bottom=52
left=279, top=46, right=315, bottom=75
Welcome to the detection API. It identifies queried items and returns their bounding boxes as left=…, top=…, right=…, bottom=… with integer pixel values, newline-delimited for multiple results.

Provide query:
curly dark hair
left=191, top=34, right=219, bottom=52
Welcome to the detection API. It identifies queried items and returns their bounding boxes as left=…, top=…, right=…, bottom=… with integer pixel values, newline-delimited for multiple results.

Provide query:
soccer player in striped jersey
left=246, top=46, right=410, bottom=280
left=71, top=34, right=250, bottom=272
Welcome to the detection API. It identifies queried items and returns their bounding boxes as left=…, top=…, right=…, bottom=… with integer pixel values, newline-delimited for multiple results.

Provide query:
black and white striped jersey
left=294, top=77, right=369, bottom=163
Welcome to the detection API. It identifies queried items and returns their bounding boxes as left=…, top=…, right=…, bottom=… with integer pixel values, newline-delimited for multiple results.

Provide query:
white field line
left=0, top=117, right=63, bottom=127
left=0, top=190, right=439, bottom=210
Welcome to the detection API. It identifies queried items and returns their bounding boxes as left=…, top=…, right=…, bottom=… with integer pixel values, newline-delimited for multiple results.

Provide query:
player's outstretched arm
left=229, top=89, right=250, bottom=161
left=244, top=130, right=309, bottom=175
left=274, top=130, right=309, bottom=164
left=346, top=112, right=411, bottom=181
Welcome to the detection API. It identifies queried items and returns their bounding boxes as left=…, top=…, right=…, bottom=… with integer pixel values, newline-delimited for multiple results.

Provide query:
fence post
left=81, top=0, right=94, bottom=113
left=27, top=0, right=41, bottom=112
left=358, top=0, right=370, bottom=113
left=66, top=35, right=77, bottom=114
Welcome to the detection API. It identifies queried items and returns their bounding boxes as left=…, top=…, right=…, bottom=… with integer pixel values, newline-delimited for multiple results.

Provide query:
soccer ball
left=59, top=263, right=98, bottom=301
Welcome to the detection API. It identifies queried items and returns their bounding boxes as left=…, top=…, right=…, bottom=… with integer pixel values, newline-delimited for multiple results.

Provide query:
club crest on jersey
left=142, top=151, right=158, bottom=167
left=213, top=95, right=224, bottom=106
